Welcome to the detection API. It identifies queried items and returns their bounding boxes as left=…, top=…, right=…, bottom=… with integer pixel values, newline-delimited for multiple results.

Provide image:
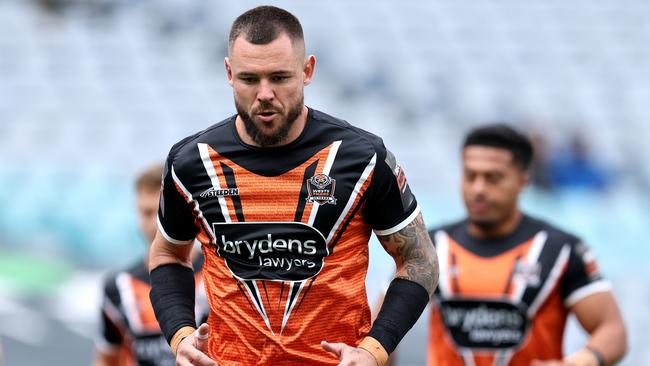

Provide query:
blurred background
left=0, top=0, right=649, bottom=365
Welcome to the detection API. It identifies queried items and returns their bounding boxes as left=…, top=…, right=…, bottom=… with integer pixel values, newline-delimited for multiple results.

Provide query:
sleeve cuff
left=564, top=280, right=612, bottom=307
left=373, top=204, right=420, bottom=236
left=157, top=216, right=195, bottom=245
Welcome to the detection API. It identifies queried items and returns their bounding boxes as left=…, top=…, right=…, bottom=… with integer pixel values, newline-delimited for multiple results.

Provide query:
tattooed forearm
left=377, top=213, right=439, bottom=295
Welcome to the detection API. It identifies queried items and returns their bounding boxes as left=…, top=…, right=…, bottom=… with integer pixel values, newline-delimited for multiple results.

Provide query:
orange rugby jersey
left=98, top=259, right=208, bottom=366
left=427, top=215, right=610, bottom=366
left=157, top=108, right=419, bottom=365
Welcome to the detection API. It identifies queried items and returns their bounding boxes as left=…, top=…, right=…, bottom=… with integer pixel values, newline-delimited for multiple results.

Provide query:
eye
left=239, top=76, right=258, bottom=84
left=485, top=172, right=503, bottom=184
left=270, top=75, right=289, bottom=82
left=463, top=171, right=476, bottom=182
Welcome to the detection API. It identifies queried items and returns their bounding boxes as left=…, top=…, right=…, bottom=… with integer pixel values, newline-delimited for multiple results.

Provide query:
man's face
left=136, top=188, right=160, bottom=245
left=462, top=146, right=528, bottom=229
left=225, top=33, right=315, bottom=147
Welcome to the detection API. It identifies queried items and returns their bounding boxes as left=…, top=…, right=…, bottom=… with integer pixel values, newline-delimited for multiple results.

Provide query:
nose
left=257, top=79, right=274, bottom=102
left=470, top=176, right=487, bottom=195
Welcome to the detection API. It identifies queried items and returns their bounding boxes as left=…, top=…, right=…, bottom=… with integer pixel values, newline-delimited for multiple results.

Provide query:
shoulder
left=102, top=260, right=145, bottom=298
left=101, top=270, right=122, bottom=304
left=167, top=117, right=235, bottom=166
left=427, top=219, right=466, bottom=245
left=527, top=215, right=582, bottom=248
left=310, top=108, right=387, bottom=158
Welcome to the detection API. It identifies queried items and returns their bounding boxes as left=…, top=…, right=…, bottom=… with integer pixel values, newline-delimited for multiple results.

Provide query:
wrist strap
left=585, top=346, right=606, bottom=366
left=358, top=336, right=389, bottom=366
left=170, top=326, right=196, bottom=355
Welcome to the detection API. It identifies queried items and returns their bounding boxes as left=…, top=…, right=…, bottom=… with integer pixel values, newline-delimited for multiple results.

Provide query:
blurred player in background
left=94, top=164, right=208, bottom=366
left=147, top=5, right=438, bottom=366
left=427, top=125, right=627, bottom=366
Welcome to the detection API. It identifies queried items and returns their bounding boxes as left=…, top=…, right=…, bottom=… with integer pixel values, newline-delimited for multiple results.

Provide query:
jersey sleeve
left=96, top=276, right=124, bottom=353
left=157, top=152, right=199, bottom=244
left=561, top=241, right=611, bottom=307
left=363, top=144, right=419, bottom=235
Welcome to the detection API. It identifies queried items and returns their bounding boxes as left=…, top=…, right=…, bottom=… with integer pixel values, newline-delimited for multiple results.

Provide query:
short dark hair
left=228, top=6, right=304, bottom=49
left=136, top=163, right=163, bottom=193
left=463, top=124, right=534, bottom=170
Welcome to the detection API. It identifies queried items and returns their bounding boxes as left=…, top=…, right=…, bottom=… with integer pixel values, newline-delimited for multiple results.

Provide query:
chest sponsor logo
left=200, top=187, right=239, bottom=198
left=439, top=299, right=530, bottom=350
left=306, top=174, right=337, bottom=205
left=212, top=222, right=328, bottom=281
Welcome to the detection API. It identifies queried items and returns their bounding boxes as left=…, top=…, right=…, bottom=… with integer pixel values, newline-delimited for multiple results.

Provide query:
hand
left=531, top=361, right=567, bottom=366
left=532, top=348, right=601, bottom=366
left=176, top=323, right=219, bottom=366
left=321, top=341, right=378, bottom=366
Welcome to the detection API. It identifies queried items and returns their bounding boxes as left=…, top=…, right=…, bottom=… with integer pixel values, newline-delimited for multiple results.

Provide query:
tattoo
left=377, top=213, right=439, bottom=295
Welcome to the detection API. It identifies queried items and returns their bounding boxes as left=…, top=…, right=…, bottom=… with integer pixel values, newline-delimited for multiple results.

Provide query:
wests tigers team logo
left=306, top=174, right=337, bottom=205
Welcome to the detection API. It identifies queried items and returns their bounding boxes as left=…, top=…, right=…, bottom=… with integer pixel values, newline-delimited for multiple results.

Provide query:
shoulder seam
left=311, top=111, right=381, bottom=153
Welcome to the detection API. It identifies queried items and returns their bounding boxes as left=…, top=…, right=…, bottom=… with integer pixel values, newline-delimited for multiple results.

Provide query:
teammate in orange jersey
left=147, top=5, right=438, bottom=366
left=94, top=164, right=208, bottom=366
left=427, top=125, right=627, bottom=366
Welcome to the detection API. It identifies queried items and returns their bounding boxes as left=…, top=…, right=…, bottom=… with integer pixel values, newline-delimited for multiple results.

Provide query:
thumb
left=193, top=323, right=210, bottom=351
left=321, top=341, right=344, bottom=358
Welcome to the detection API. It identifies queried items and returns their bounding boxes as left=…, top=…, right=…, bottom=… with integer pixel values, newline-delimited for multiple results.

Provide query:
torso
left=159, top=108, right=419, bottom=365
left=427, top=215, right=606, bottom=366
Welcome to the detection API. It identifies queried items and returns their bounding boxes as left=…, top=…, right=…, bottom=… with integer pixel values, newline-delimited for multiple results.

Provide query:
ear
left=302, top=55, right=316, bottom=86
left=225, top=57, right=233, bottom=86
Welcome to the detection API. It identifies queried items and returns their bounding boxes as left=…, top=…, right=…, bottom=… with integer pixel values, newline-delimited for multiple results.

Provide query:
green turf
left=0, top=251, right=72, bottom=293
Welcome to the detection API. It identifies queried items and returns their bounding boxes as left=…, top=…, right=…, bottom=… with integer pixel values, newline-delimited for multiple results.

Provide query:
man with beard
left=94, top=164, right=208, bottom=366
left=427, top=125, right=627, bottom=366
left=147, top=6, right=438, bottom=366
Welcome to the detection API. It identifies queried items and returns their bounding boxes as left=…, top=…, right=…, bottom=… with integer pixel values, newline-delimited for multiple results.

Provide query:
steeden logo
left=200, top=187, right=239, bottom=199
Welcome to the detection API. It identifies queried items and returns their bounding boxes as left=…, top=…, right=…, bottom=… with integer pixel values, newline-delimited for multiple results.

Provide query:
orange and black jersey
left=97, top=258, right=208, bottom=366
left=427, top=214, right=610, bottom=366
left=157, top=108, right=419, bottom=365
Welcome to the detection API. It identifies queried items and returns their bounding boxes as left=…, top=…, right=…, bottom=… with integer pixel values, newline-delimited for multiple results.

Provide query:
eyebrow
left=236, top=70, right=293, bottom=77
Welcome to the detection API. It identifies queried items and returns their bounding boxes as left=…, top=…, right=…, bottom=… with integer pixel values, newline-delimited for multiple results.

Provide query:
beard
left=236, top=96, right=304, bottom=148
left=468, top=217, right=500, bottom=231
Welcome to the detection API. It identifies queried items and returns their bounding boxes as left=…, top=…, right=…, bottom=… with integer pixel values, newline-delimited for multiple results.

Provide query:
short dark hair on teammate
left=463, top=124, right=534, bottom=171
left=136, top=163, right=163, bottom=193
left=228, top=6, right=304, bottom=49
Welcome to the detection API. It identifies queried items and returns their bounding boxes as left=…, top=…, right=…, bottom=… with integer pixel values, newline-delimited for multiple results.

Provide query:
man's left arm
left=322, top=212, right=438, bottom=366
left=375, top=212, right=439, bottom=295
left=534, top=239, right=627, bottom=366
left=564, top=291, right=627, bottom=366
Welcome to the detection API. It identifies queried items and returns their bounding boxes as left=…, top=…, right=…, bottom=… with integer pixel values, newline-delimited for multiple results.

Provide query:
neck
left=236, top=105, right=309, bottom=147
left=468, top=209, right=523, bottom=239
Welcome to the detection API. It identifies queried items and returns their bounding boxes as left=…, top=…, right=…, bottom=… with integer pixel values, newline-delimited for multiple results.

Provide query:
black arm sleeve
left=367, top=278, right=430, bottom=354
left=149, top=263, right=198, bottom=343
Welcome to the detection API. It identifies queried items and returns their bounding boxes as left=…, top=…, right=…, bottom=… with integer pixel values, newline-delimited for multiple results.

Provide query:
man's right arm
left=148, top=230, right=217, bottom=366
left=148, top=230, right=196, bottom=351
left=93, top=351, right=120, bottom=366
left=94, top=276, right=126, bottom=366
left=149, top=229, right=194, bottom=271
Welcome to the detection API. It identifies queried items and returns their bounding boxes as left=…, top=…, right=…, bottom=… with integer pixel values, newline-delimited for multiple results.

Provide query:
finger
left=193, top=323, right=210, bottom=351
left=181, top=347, right=219, bottom=366
left=531, top=361, right=561, bottom=366
left=195, top=352, right=219, bottom=366
left=321, top=341, right=344, bottom=358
